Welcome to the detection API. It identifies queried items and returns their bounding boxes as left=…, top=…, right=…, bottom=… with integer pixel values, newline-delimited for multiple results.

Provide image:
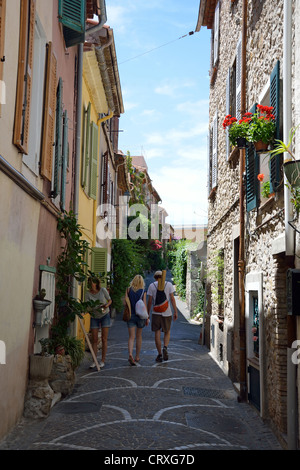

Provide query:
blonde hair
left=130, top=275, right=145, bottom=292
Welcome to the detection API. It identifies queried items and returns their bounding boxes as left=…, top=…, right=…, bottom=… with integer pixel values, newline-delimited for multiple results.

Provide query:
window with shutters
left=81, top=103, right=98, bottom=200
left=58, top=0, right=86, bottom=48
left=51, top=78, right=69, bottom=210
left=40, top=42, right=57, bottom=181
left=13, top=0, right=36, bottom=155
left=210, top=1, right=220, bottom=84
left=208, top=110, right=218, bottom=198
left=0, top=0, right=6, bottom=116
left=81, top=102, right=91, bottom=191
left=246, top=61, right=282, bottom=212
left=89, top=122, right=98, bottom=200
left=226, top=37, right=241, bottom=162
left=101, top=152, right=109, bottom=205
left=23, top=15, right=47, bottom=174
left=90, top=247, right=107, bottom=287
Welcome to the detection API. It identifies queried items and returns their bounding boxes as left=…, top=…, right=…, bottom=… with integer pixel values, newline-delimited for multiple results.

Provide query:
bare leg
left=128, top=327, right=136, bottom=359
left=155, top=330, right=162, bottom=355
left=163, top=330, right=171, bottom=348
left=91, top=328, right=99, bottom=358
left=135, top=328, right=143, bottom=361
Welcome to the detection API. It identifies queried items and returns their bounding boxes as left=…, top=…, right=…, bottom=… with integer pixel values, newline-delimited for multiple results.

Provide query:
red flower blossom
left=257, top=173, right=264, bottom=182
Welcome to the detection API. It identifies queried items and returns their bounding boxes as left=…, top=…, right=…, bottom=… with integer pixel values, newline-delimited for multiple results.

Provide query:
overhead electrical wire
left=119, top=31, right=195, bottom=65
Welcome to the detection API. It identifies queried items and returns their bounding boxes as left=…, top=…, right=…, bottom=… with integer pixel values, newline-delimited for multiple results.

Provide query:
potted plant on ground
left=29, top=338, right=54, bottom=381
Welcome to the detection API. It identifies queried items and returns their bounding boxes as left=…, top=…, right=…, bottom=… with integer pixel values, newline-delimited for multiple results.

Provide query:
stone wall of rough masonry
left=206, top=0, right=295, bottom=433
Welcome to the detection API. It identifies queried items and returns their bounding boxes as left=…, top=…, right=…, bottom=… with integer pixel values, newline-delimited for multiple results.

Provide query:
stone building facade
left=197, top=0, right=300, bottom=447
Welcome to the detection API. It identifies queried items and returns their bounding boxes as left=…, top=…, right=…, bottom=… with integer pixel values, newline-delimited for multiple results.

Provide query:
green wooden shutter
left=81, top=102, right=91, bottom=189
left=52, top=78, right=63, bottom=199
left=269, top=60, right=281, bottom=193
left=89, top=122, right=98, bottom=200
left=91, top=248, right=107, bottom=286
left=58, top=0, right=86, bottom=48
left=246, top=104, right=259, bottom=211
left=61, top=110, right=68, bottom=210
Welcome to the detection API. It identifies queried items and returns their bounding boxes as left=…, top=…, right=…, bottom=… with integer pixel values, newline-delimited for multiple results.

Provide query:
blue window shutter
left=246, top=104, right=259, bottom=212
left=58, top=0, right=86, bottom=48
left=269, top=60, right=281, bottom=193
left=89, top=122, right=98, bottom=200
left=61, top=110, right=68, bottom=211
left=52, top=78, right=63, bottom=199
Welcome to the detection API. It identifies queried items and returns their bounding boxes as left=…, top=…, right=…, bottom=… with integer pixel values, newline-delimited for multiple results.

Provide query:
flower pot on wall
left=236, top=137, right=247, bottom=149
left=254, top=140, right=269, bottom=153
left=283, top=161, right=300, bottom=188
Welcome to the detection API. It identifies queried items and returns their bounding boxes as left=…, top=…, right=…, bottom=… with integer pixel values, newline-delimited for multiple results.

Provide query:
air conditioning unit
left=287, top=269, right=300, bottom=316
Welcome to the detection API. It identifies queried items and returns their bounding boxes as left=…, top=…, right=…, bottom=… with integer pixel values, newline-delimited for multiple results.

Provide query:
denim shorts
left=90, top=313, right=111, bottom=329
left=127, top=314, right=146, bottom=329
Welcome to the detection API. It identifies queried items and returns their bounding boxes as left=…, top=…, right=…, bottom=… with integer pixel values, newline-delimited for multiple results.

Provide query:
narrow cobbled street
left=0, top=273, right=282, bottom=454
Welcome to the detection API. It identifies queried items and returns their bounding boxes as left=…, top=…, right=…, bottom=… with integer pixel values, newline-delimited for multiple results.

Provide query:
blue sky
left=106, top=1, right=211, bottom=227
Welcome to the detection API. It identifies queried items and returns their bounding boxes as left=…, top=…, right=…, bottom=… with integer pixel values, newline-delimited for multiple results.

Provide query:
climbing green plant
left=110, top=239, right=147, bottom=312
left=55, top=210, right=99, bottom=336
left=167, top=240, right=190, bottom=299
left=207, top=249, right=224, bottom=315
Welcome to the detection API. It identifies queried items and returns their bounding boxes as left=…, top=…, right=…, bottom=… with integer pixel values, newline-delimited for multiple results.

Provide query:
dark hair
left=87, top=277, right=100, bottom=290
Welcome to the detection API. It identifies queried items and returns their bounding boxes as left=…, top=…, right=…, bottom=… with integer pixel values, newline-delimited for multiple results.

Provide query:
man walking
left=147, top=270, right=178, bottom=362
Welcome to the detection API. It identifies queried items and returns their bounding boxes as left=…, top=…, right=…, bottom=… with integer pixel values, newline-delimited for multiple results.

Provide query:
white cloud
left=149, top=165, right=208, bottom=226
left=154, top=80, right=195, bottom=97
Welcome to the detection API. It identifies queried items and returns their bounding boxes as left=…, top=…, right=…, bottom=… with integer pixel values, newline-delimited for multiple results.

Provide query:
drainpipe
left=86, top=0, right=107, bottom=36
left=284, top=0, right=298, bottom=450
left=72, top=3, right=108, bottom=334
left=283, top=0, right=294, bottom=257
left=74, top=2, right=108, bottom=216
left=238, top=0, right=248, bottom=403
left=74, top=43, right=83, bottom=217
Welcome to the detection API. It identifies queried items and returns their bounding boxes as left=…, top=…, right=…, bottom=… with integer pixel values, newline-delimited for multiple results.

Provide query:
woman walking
left=86, top=277, right=112, bottom=369
left=126, top=275, right=149, bottom=366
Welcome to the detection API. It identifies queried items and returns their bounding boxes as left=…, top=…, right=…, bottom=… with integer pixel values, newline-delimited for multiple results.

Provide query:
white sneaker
left=89, top=362, right=96, bottom=369
left=99, top=361, right=105, bottom=368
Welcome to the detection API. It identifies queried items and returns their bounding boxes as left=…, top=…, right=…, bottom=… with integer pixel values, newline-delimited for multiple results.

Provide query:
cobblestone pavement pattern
left=0, top=272, right=282, bottom=452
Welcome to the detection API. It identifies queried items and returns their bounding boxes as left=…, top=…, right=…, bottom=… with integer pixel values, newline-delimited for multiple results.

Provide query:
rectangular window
left=58, top=0, right=86, bottom=48
left=13, top=0, right=35, bottom=155
left=23, top=16, right=47, bottom=175
left=89, top=121, right=98, bottom=200
left=51, top=78, right=63, bottom=200
left=40, top=42, right=57, bottom=181
left=211, top=110, right=218, bottom=190
left=81, top=102, right=91, bottom=191
left=213, top=1, right=220, bottom=67
left=91, top=247, right=107, bottom=286
left=246, top=61, right=282, bottom=210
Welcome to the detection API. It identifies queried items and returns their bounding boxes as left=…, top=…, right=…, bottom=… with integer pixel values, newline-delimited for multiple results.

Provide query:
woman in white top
left=86, top=277, right=112, bottom=369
